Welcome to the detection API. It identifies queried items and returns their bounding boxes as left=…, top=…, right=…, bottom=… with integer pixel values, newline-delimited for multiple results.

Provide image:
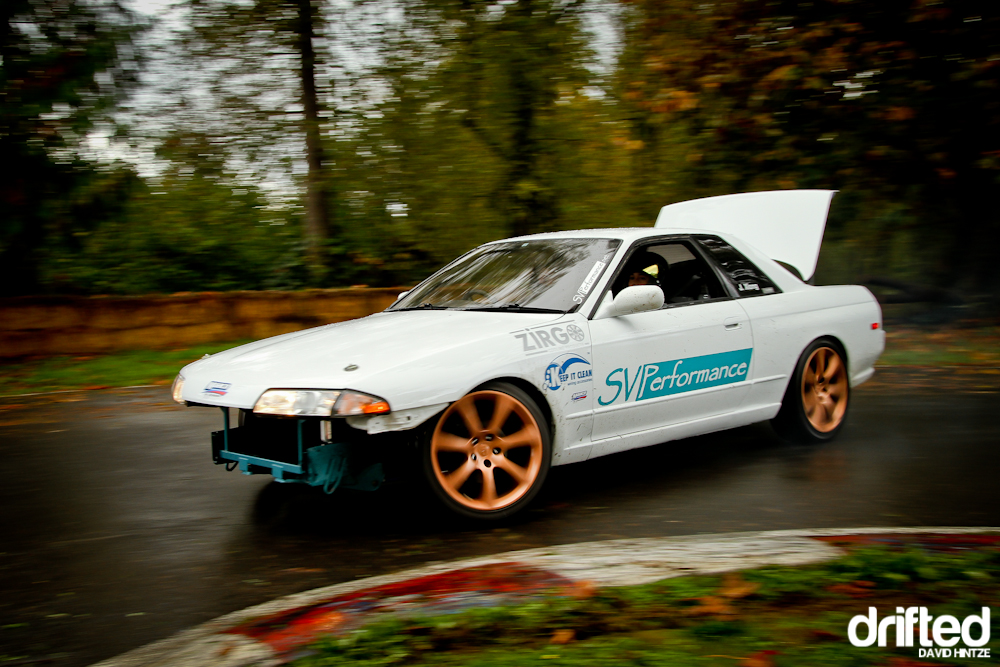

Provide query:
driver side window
left=611, top=241, right=727, bottom=306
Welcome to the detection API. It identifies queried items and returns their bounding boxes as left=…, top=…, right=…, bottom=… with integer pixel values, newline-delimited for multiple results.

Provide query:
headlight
left=255, top=390, right=341, bottom=416
left=253, top=389, right=390, bottom=417
left=171, top=374, right=185, bottom=404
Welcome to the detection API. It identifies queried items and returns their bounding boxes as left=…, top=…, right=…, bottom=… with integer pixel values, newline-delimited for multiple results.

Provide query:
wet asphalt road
left=1, top=372, right=999, bottom=666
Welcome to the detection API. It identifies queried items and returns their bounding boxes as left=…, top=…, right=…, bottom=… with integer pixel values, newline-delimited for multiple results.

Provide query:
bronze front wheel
left=423, top=382, right=550, bottom=519
left=772, top=338, right=850, bottom=443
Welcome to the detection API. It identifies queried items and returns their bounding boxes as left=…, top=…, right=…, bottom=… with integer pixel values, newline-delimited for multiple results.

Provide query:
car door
left=588, top=239, right=754, bottom=455
left=693, top=234, right=792, bottom=412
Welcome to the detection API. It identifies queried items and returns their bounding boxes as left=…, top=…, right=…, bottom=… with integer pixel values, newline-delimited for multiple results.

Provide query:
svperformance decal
left=597, top=349, right=752, bottom=406
left=572, top=261, right=605, bottom=304
left=544, top=354, right=592, bottom=391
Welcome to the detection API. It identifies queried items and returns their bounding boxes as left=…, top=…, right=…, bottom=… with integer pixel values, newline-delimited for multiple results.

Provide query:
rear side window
left=695, top=235, right=780, bottom=297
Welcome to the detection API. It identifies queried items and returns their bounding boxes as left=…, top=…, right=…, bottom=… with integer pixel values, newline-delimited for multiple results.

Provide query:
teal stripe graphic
left=598, top=348, right=753, bottom=406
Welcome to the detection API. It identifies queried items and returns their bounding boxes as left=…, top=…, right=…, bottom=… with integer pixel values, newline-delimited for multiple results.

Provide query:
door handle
left=724, top=317, right=742, bottom=331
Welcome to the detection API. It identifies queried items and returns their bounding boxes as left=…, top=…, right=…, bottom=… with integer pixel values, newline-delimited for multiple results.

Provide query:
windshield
left=391, top=238, right=622, bottom=313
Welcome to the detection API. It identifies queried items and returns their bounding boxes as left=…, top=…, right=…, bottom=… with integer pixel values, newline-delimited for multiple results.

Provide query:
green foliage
left=689, top=619, right=745, bottom=638
left=292, top=546, right=1000, bottom=666
left=0, top=0, right=145, bottom=295
left=829, top=547, right=998, bottom=588
left=736, top=547, right=1000, bottom=604
left=0, top=339, right=252, bottom=395
left=422, top=0, right=595, bottom=238
left=327, top=0, right=648, bottom=282
left=41, top=133, right=305, bottom=293
left=618, top=0, right=1000, bottom=291
left=636, top=573, right=719, bottom=602
left=12, top=0, right=1000, bottom=296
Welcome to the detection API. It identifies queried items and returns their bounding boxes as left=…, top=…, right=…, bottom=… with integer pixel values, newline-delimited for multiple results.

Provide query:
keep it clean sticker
left=544, top=354, right=592, bottom=391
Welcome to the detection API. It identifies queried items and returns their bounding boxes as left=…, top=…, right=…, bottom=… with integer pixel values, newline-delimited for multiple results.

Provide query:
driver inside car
left=628, top=270, right=654, bottom=287
left=614, top=250, right=670, bottom=299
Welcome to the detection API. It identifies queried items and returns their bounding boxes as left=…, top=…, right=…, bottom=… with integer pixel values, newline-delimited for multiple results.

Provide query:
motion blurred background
left=3, top=7, right=1000, bottom=664
left=2, top=0, right=998, bottom=311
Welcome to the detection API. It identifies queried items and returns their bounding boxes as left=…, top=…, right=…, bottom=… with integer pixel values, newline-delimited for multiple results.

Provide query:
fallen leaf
left=567, top=581, right=597, bottom=598
left=826, top=580, right=876, bottom=597
left=550, top=629, right=575, bottom=644
left=740, top=650, right=779, bottom=667
left=685, top=595, right=735, bottom=617
left=719, top=573, right=759, bottom=599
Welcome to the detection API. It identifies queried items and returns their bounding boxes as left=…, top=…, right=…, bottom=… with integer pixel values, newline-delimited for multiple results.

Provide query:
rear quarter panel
left=738, top=284, right=885, bottom=410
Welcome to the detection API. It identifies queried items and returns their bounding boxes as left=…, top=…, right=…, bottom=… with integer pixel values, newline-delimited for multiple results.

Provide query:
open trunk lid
left=655, top=190, right=836, bottom=282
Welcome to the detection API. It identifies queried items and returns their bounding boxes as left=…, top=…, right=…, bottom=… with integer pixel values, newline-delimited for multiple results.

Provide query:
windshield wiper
left=463, top=304, right=564, bottom=314
left=395, top=302, right=448, bottom=311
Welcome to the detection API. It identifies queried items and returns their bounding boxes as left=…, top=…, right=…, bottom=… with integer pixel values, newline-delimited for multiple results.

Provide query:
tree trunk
left=502, top=0, right=555, bottom=238
left=295, top=0, right=329, bottom=278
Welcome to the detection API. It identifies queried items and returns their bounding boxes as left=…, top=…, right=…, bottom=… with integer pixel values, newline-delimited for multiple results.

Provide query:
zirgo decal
left=544, top=354, right=593, bottom=391
left=598, top=349, right=752, bottom=406
left=513, top=323, right=587, bottom=355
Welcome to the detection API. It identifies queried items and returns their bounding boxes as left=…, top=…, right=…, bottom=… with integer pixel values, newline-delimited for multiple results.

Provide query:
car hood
left=654, top=189, right=836, bottom=282
left=180, top=309, right=563, bottom=409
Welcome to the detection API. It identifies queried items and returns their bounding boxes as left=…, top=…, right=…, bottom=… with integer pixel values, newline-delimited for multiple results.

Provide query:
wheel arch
left=473, top=376, right=555, bottom=442
left=782, top=333, right=849, bottom=393
left=814, top=333, right=849, bottom=368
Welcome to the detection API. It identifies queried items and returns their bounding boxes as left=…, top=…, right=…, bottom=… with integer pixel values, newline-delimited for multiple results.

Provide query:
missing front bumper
left=210, top=408, right=383, bottom=492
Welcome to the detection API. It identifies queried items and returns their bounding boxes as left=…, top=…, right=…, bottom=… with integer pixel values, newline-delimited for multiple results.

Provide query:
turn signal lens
left=364, top=401, right=391, bottom=414
left=334, top=392, right=391, bottom=416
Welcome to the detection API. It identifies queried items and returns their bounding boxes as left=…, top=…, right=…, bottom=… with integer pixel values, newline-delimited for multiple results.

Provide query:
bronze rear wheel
left=424, top=383, right=550, bottom=519
left=801, top=346, right=848, bottom=433
left=772, top=338, right=850, bottom=443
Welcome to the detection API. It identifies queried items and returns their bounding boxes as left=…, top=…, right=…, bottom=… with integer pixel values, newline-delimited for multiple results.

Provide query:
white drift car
left=173, top=190, right=884, bottom=519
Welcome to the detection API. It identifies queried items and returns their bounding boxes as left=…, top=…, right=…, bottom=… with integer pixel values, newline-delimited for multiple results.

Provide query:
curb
left=91, top=526, right=1000, bottom=667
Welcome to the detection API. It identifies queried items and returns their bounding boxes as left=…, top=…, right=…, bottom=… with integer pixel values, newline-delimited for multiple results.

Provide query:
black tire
left=771, top=338, right=850, bottom=444
left=421, top=381, right=551, bottom=520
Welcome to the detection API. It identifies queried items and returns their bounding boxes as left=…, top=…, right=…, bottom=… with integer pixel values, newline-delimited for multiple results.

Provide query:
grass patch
left=0, top=340, right=252, bottom=395
left=879, top=325, right=1000, bottom=366
left=294, top=546, right=1000, bottom=666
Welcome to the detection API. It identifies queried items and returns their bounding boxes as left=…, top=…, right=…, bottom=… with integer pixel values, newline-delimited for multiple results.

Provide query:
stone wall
left=0, top=288, right=405, bottom=359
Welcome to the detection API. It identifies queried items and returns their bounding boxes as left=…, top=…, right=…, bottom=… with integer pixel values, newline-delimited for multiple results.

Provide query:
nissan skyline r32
left=173, top=190, right=885, bottom=520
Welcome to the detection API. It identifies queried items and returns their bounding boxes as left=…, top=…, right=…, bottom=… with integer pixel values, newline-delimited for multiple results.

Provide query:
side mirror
left=608, top=285, right=664, bottom=317
left=395, top=290, right=410, bottom=302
